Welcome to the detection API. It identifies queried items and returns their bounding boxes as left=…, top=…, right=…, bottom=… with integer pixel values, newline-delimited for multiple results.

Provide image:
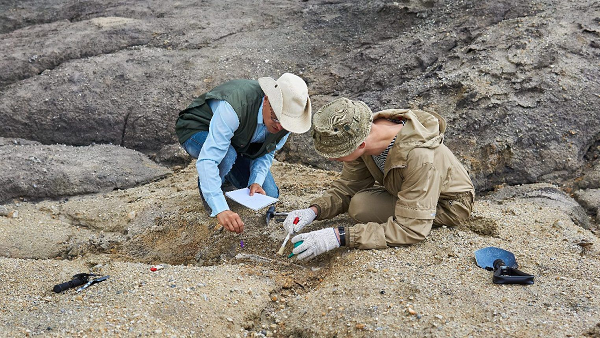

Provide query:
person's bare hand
left=216, top=210, right=244, bottom=233
left=248, top=183, right=266, bottom=196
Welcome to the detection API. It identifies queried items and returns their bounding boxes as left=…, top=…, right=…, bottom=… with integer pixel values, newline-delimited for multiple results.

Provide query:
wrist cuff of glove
left=309, top=204, right=320, bottom=219
left=337, top=226, right=346, bottom=246
left=307, top=207, right=317, bottom=219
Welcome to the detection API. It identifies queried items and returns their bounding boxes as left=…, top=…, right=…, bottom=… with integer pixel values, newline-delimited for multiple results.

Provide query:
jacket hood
left=371, top=108, right=446, bottom=169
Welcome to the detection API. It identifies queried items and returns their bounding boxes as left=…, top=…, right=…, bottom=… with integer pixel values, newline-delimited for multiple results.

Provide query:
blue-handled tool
left=474, top=247, right=534, bottom=285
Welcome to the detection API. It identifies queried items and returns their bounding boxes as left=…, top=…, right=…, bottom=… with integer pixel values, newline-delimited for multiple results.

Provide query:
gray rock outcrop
left=484, top=183, right=591, bottom=229
left=0, top=142, right=171, bottom=203
left=0, top=0, right=598, bottom=192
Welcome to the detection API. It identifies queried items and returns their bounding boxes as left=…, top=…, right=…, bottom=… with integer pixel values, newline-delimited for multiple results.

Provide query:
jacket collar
left=362, top=108, right=446, bottom=177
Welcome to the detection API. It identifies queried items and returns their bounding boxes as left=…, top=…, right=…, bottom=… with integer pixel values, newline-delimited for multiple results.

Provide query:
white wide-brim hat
left=258, top=73, right=312, bottom=133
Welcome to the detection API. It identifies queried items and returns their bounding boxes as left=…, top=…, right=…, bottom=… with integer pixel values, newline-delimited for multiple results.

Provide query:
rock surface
left=0, top=162, right=599, bottom=337
left=1, top=0, right=600, bottom=336
left=0, top=0, right=599, bottom=188
left=0, top=141, right=171, bottom=204
left=575, top=188, right=600, bottom=219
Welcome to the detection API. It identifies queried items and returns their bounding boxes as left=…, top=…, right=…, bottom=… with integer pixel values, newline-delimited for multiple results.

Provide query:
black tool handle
left=53, top=278, right=87, bottom=293
left=492, top=259, right=534, bottom=285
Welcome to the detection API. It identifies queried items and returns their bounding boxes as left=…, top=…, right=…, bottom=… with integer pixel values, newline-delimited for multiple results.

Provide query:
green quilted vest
left=175, top=79, right=288, bottom=159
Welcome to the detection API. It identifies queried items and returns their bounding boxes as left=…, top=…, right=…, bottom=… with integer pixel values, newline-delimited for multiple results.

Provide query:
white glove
left=291, top=228, right=340, bottom=260
left=283, top=208, right=317, bottom=234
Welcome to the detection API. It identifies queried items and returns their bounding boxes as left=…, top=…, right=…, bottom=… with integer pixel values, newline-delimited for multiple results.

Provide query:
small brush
left=277, top=217, right=299, bottom=255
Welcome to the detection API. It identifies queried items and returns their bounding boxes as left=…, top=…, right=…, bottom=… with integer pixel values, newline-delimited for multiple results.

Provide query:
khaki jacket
left=310, top=109, right=474, bottom=249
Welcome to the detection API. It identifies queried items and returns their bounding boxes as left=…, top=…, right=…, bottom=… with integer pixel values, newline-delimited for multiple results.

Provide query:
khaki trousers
left=348, top=187, right=474, bottom=227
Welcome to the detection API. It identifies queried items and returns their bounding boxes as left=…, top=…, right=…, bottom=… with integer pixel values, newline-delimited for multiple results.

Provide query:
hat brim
left=314, top=145, right=356, bottom=159
left=258, top=76, right=283, bottom=114
left=279, top=96, right=311, bottom=133
left=259, top=77, right=312, bottom=134
left=313, top=131, right=368, bottom=159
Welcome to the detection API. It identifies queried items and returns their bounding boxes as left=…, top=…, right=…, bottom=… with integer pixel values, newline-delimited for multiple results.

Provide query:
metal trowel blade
left=474, top=247, right=518, bottom=270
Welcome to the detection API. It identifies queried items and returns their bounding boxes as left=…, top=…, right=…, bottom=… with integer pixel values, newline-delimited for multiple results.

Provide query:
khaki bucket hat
left=312, top=97, right=373, bottom=158
left=258, top=73, right=312, bottom=133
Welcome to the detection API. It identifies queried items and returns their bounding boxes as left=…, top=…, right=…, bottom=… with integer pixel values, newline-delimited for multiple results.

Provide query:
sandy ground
left=0, top=161, right=599, bottom=337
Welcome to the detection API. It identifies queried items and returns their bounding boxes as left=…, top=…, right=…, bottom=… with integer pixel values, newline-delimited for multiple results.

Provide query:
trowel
left=474, top=247, right=534, bottom=285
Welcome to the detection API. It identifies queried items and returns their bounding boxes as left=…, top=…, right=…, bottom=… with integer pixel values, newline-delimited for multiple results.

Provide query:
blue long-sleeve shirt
left=197, top=99, right=289, bottom=216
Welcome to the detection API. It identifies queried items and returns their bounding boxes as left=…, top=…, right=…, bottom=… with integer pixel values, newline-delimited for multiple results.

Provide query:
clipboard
left=225, top=188, right=278, bottom=211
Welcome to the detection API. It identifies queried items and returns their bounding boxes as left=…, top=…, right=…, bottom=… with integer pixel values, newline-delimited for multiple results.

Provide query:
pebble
left=282, top=278, right=294, bottom=289
left=127, top=211, right=137, bottom=220
left=0, top=206, right=9, bottom=216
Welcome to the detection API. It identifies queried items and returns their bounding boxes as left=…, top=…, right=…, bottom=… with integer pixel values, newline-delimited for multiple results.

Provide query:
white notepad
left=225, top=188, right=278, bottom=211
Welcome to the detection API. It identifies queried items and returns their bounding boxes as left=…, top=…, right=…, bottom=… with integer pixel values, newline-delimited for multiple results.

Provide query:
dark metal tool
left=76, top=275, right=110, bottom=292
left=265, top=205, right=288, bottom=225
left=53, top=273, right=109, bottom=293
left=474, top=247, right=534, bottom=285
left=53, top=273, right=94, bottom=293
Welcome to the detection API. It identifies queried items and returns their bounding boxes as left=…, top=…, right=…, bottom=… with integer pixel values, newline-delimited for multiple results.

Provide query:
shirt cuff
left=347, top=225, right=357, bottom=249
left=249, top=173, right=267, bottom=187
left=209, top=194, right=230, bottom=217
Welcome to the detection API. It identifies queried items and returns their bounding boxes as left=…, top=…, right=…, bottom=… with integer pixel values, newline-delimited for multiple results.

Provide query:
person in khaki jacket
left=284, top=97, right=475, bottom=260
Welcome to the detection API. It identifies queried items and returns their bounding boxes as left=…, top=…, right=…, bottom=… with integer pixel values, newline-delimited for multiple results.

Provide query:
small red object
left=150, top=264, right=163, bottom=272
left=293, top=217, right=299, bottom=225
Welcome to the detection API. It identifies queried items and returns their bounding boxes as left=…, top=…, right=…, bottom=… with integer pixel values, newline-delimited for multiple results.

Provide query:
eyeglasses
left=271, top=112, right=280, bottom=124
left=265, top=96, right=281, bottom=124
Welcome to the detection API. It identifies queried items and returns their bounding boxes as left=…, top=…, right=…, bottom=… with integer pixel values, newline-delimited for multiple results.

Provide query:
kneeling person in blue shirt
left=175, top=73, right=311, bottom=233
